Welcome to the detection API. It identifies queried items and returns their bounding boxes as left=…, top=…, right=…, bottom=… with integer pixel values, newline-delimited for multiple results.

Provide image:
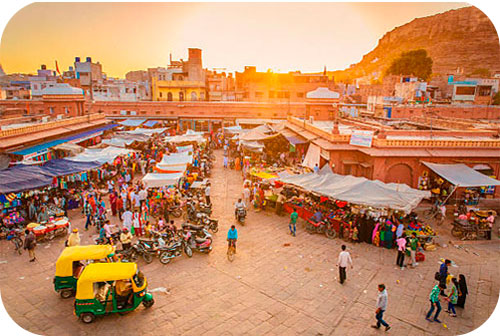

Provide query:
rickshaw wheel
left=81, top=313, right=95, bottom=324
left=325, top=229, right=336, bottom=239
left=143, top=299, right=155, bottom=308
left=142, top=252, right=153, bottom=264
left=451, top=227, right=462, bottom=238
left=60, top=289, right=74, bottom=299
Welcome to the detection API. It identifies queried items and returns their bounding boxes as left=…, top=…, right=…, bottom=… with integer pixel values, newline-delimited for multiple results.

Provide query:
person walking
left=439, top=259, right=451, bottom=295
left=67, top=228, right=81, bottom=247
left=336, top=245, right=353, bottom=284
left=396, top=233, right=406, bottom=270
left=456, top=274, right=468, bottom=309
left=121, top=207, right=133, bottom=232
left=23, top=229, right=36, bottom=262
left=445, top=277, right=459, bottom=317
left=371, top=284, right=391, bottom=331
left=409, top=232, right=419, bottom=268
left=289, top=209, right=298, bottom=236
left=426, top=283, right=446, bottom=323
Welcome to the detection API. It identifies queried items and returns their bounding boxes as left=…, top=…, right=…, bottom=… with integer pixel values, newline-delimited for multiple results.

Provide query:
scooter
left=235, top=207, right=247, bottom=225
left=183, top=229, right=212, bottom=254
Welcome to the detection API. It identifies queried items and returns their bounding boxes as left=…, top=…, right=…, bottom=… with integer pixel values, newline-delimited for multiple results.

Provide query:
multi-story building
left=234, top=66, right=335, bottom=102
left=206, top=70, right=236, bottom=101
left=92, top=77, right=145, bottom=102
left=151, top=48, right=206, bottom=101
left=125, top=70, right=151, bottom=100
left=74, top=57, right=104, bottom=98
left=449, top=76, right=499, bottom=105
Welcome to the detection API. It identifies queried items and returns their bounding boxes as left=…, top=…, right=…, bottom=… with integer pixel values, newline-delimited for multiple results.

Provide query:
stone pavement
left=0, top=150, right=499, bottom=335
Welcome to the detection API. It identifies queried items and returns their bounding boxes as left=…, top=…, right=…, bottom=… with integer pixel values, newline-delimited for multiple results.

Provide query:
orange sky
left=0, top=2, right=468, bottom=77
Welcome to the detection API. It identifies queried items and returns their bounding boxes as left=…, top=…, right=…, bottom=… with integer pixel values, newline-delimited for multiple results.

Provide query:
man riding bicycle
left=227, top=225, right=238, bottom=253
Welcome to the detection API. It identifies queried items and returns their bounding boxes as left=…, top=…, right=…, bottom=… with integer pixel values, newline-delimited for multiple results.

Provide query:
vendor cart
left=28, top=217, right=70, bottom=242
left=451, top=219, right=478, bottom=240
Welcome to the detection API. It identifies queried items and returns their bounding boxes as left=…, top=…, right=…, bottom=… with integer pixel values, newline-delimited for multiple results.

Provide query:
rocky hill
left=333, top=6, right=500, bottom=81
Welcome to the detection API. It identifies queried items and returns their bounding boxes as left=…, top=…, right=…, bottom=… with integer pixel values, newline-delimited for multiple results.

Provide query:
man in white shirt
left=336, top=244, right=353, bottom=284
left=121, top=209, right=133, bottom=231
left=138, top=188, right=147, bottom=207
left=372, top=284, right=390, bottom=331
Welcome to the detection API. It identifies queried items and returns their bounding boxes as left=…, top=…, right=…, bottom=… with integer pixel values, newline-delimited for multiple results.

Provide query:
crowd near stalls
left=221, top=122, right=499, bottom=252
left=0, top=120, right=218, bottom=270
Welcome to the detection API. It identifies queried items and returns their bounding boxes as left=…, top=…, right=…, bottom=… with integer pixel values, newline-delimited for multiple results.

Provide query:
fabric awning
left=280, top=165, right=430, bottom=213
left=119, top=119, right=146, bottom=127
left=422, top=162, right=500, bottom=187
left=280, top=129, right=307, bottom=145
left=302, top=143, right=320, bottom=169
left=143, top=120, right=158, bottom=128
left=10, top=124, right=117, bottom=156
left=142, top=173, right=183, bottom=189
left=67, top=147, right=134, bottom=164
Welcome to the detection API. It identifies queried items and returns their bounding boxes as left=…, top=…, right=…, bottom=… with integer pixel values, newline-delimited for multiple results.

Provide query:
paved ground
left=1, top=150, right=499, bottom=336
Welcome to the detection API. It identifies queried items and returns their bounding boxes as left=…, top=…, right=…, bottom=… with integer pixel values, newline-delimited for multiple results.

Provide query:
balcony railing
left=0, top=113, right=105, bottom=138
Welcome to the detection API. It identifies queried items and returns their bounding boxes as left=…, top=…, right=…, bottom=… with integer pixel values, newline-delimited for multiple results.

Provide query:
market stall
left=142, top=172, right=183, bottom=189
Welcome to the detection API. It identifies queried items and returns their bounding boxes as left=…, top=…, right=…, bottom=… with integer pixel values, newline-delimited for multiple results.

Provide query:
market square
left=1, top=3, right=500, bottom=336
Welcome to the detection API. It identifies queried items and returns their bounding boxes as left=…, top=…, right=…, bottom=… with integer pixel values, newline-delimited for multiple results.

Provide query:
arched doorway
left=386, top=163, right=413, bottom=186
left=191, top=91, right=197, bottom=101
left=167, top=92, right=173, bottom=101
left=179, top=91, right=184, bottom=101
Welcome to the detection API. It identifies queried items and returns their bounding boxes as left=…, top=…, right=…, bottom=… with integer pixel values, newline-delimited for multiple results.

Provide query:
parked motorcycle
left=305, top=219, right=337, bottom=239
left=159, top=237, right=192, bottom=264
left=197, top=213, right=219, bottom=233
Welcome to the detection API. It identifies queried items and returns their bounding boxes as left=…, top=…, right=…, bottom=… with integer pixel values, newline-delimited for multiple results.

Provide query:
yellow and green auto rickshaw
left=74, top=262, right=154, bottom=323
left=54, top=245, right=116, bottom=298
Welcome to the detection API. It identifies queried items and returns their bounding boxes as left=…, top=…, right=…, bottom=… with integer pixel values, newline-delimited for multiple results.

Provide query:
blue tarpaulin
left=40, top=159, right=101, bottom=177
left=143, top=120, right=158, bottom=128
left=0, top=166, right=53, bottom=193
left=10, top=124, right=118, bottom=156
left=0, top=159, right=102, bottom=193
left=119, top=119, right=146, bottom=127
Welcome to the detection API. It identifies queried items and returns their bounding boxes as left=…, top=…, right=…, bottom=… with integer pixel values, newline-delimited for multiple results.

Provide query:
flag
left=55, top=60, right=61, bottom=75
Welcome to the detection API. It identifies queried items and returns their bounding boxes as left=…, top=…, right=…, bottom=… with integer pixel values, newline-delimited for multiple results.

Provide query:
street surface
left=0, top=150, right=499, bottom=335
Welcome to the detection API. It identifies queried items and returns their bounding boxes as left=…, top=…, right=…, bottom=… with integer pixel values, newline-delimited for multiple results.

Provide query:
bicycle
left=227, top=239, right=236, bottom=262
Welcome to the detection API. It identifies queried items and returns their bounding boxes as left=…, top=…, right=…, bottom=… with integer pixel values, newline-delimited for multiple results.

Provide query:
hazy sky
left=0, top=2, right=468, bottom=77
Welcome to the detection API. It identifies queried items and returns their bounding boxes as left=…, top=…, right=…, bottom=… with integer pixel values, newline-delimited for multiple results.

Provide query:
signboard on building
left=349, top=130, right=373, bottom=148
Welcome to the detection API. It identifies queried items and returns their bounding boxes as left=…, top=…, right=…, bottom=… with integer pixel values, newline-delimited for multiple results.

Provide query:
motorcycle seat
left=195, top=237, right=207, bottom=244
left=188, top=224, right=204, bottom=231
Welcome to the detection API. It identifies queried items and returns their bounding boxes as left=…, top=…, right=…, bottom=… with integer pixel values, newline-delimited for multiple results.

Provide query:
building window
left=191, top=91, right=197, bottom=101
left=140, top=111, right=146, bottom=115
left=297, top=92, right=304, bottom=98
left=269, top=91, right=275, bottom=98
left=65, top=107, right=69, bottom=114
left=200, top=92, right=205, bottom=100
left=456, top=86, right=476, bottom=95
left=156, top=111, right=161, bottom=115
left=49, top=107, right=54, bottom=114
left=113, top=111, right=118, bottom=114
left=179, top=91, right=184, bottom=101
left=159, top=92, right=163, bottom=98
left=167, top=92, right=173, bottom=101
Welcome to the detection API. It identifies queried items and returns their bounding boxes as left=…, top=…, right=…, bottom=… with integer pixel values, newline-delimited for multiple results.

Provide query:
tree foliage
left=386, top=49, right=433, bottom=81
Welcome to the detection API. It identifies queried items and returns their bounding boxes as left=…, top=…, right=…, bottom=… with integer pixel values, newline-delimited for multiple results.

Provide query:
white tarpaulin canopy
left=164, top=133, right=206, bottom=144
left=302, top=143, right=320, bottom=169
left=422, top=162, right=500, bottom=187
left=280, top=165, right=430, bottom=213
left=177, top=145, right=193, bottom=153
left=124, top=127, right=168, bottom=136
left=156, top=152, right=193, bottom=172
left=67, top=147, right=134, bottom=164
left=142, top=173, right=183, bottom=189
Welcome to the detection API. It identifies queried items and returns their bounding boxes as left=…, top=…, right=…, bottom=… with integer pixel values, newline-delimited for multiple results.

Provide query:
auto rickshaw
left=74, top=262, right=154, bottom=323
left=54, top=245, right=116, bottom=298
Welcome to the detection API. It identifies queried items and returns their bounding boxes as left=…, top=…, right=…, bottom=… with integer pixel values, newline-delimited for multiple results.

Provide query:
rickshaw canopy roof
left=76, top=263, right=138, bottom=300
left=55, top=245, right=115, bottom=277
